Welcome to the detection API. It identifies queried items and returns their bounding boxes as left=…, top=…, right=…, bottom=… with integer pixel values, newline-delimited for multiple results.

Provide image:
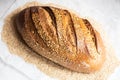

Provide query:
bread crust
left=15, top=6, right=105, bottom=73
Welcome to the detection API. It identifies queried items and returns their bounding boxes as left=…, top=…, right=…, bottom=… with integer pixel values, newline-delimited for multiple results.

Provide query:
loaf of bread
left=15, top=6, right=105, bottom=73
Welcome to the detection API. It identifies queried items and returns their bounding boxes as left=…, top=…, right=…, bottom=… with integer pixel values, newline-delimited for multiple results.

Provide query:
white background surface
left=0, top=0, right=120, bottom=80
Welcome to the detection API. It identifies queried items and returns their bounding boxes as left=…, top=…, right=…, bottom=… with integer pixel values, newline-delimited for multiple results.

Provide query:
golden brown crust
left=15, top=6, right=105, bottom=73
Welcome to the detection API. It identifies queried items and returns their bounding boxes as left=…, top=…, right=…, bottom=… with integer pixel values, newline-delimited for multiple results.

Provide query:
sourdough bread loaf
left=15, top=6, right=105, bottom=73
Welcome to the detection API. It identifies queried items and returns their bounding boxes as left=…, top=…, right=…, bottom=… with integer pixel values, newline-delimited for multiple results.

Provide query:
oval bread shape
left=15, top=6, right=105, bottom=73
